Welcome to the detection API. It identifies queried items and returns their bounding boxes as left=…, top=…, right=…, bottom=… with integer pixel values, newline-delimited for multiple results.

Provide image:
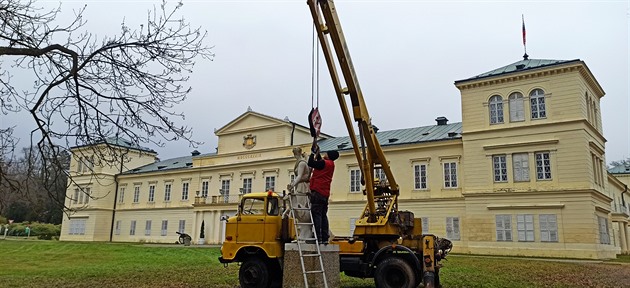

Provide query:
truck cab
left=219, top=192, right=285, bottom=288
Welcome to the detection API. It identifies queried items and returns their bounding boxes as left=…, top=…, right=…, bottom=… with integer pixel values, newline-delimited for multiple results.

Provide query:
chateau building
left=61, top=58, right=630, bottom=259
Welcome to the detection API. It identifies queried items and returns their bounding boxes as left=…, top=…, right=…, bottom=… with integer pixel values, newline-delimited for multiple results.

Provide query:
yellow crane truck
left=219, top=1, right=453, bottom=287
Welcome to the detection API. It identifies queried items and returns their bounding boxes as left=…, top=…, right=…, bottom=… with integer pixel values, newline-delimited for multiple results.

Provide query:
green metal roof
left=455, top=58, right=580, bottom=84
left=120, top=122, right=462, bottom=175
left=609, top=163, right=630, bottom=174
left=317, top=122, right=462, bottom=153
left=72, top=137, right=156, bottom=154
left=122, top=154, right=197, bottom=175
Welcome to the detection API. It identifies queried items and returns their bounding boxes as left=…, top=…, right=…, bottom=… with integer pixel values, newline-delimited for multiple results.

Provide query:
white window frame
left=539, top=214, right=558, bottom=242
left=509, top=92, right=525, bottom=122
left=73, top=189, right=79, bottom=205
left=115, top=220, right=121, bottom=235
left=130, top=220, right=136, bottom=236
left=181, top=182, right=189, bottom=200
left=443, top=162, right=458, bottom=188
left=84, top=188, right=90, bottom=204
left=489, top=95, right=504, bottom=124
left=69, top=218, right=87, bottom=235
left=414, top=164, right=428, bottom=190
left=201, top=180, right=209, bottom=198
left=161, top=220, right=168, bottom=236
left=422, top=217, right=429, bottom=234
left=495, top=214, right=512, bottom=241
left=374, top=168, right=387, bottom=184
left=133, top=186, right=140, bottom=203
left=148, top=185, right=155, bottom=202
left=178, top=220, right=186, bottom=233
left=446, top=217, right=460, bottom=240
left=493, top=155, right=508, bottom=182
left=598, top=216, right=610, bottom=244
left=530, top=89, right=546, bottom=119
left=349, top=218, right=358, bottom=235
left=512, top=153, right=530, bottom=182
left=535, top=152, right=552, bottom=180
left=242, top=178, right=252, bottom=194
left=350, top=168, right=361, bottom=193
left=164, top=183, right=172, bottom=201
left=145, top=220, right=152, bottom=236
left=118, top=187, right=125, bottom=203
left=265, top=176, right=276, bottom=192
left=516, top=214, right=534, bottom=242
left=221, top=180, right=230, bottom=203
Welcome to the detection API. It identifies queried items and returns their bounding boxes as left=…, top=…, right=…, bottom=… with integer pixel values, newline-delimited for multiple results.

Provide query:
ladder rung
left=305, top=270, right=324, bottom=274
left=303, top=253, right=321, bottom=257
left=292, top=207, right=311, bottom=211
left=296, top=222, right=314, bottom=225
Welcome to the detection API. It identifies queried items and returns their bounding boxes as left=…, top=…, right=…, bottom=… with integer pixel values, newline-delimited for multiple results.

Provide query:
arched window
left=508, top=92, right=524, bottom=122
left=489, top=95, right=504, bottom=124
left=530, top=89, right=546, bottom=119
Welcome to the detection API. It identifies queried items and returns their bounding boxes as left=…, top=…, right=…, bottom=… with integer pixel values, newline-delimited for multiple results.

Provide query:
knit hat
left=326, top=150, right=339, bottom=161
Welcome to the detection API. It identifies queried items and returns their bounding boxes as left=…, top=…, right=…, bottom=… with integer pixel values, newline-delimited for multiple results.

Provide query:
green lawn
left=0, top=239, right=628, bottom=288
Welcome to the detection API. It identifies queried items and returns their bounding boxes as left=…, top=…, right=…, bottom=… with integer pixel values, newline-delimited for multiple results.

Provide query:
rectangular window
left=539, top=214, right=558, bottom=242
left=414, top=164, right=428, bottom=190
left=349, top=218, right=358, bottom=235
left=145, top=220, right=152, bottom=236
left=133, top=186, right=140, bottom=203
left=374, top=168, right=387, bottom=183
left=422, top=217, right=429, bottom=234
left=350, top=169, right=361, bottom=193
left=598, top=216, right=610, bottom=244
left=78, top=189, right=84, bottom=204
left=178, top=220, right=186, bottom=233
left=161, top=220, right=168, bottom=236
left=242, top=178, right=252, bottom=194
left=68, top=218, right=87, bottom=235
left=443, top=162, right=458, bottom=188
left=73, top=189, right=79, bottom=204
left=130, top=220, right=136, bottom=236
left=148, top=185, right=155, bottom=202
left=201, top=180, right=209, bottom=198
left=512, top=153, right=530, bottom=182
left=495, top=215, right=512, bottom=241
left=535, top=152, right=552, bottom=180
left=164, top=183, right=172, bottom=201
left=76, top=158, right=83, bottom=173
left=265, top=176, right=276, bottom=192
left=118, top=187, right=125, bottom=203
left=221, top=180, right=230, bottom=203
left=493, top=155, right=508, bottom=182
left=446, top=217, right=460, bottom=240
left=84, top=188, right=90, bottom=204
left=115, top=220, right=121, bottom=235
left=516, top=214, right=534, bottom=242
left=181, top=182, right=189, bottom=200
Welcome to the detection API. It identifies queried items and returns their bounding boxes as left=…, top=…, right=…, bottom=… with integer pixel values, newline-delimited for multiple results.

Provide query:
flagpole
left=522, top=14, right=529, bottom=60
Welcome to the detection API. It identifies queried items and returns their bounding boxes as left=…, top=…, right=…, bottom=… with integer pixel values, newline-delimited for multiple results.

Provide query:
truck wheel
left=374, top=257, right=416, bottom=288
left=239, top=257, right=270, bottom=288
left=423, top=271, right=436, bottom=288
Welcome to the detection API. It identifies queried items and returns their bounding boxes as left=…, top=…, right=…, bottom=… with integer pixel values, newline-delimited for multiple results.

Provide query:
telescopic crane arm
left=306, top=0, right=399, bottom=223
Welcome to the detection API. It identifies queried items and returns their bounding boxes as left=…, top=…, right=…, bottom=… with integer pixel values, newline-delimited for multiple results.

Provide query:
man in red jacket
left=308, top=147, right=339, bottom=244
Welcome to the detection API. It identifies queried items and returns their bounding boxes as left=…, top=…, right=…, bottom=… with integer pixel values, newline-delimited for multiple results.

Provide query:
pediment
left=215, top=111, right=289, bottom=135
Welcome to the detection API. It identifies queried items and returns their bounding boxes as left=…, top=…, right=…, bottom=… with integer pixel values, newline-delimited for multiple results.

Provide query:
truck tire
left=239, top=257, right=270, bottom=288
left=374, top=257, right=416, bottom=288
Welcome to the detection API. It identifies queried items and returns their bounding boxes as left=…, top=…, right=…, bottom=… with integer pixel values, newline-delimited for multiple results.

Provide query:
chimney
left=435, top=117, right=448, bottom=126
left=191, top=150, right=201, bottom=156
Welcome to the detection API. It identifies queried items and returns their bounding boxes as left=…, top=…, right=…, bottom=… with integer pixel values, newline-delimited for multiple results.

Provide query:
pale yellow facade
left=61, top=59, right=629, bottom=259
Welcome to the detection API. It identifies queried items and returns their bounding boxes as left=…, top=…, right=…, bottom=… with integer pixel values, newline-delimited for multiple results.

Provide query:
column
left=619, top=222, right=628, bottom=254
left=625, top=223, right=630, bottom=255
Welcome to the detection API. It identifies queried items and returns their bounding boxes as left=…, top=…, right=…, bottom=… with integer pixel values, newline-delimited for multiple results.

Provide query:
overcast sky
left=6, top=0, right=630, bottom=163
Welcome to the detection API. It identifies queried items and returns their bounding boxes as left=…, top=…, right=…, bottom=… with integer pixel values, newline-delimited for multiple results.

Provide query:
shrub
left=31, top=223, right=61, bottom=240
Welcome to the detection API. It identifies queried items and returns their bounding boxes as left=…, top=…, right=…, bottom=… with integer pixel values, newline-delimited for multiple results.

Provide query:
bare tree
left=0, top=0, right=213, bottom=212
left=609, top=158, right=630, bottom=168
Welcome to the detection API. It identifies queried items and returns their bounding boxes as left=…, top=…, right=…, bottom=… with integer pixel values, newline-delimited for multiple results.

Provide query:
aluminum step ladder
left=287, top=189, right=328, bottom=288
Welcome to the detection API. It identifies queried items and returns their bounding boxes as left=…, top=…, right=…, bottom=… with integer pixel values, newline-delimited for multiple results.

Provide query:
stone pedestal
left=282, top=243, right=340, bottom=288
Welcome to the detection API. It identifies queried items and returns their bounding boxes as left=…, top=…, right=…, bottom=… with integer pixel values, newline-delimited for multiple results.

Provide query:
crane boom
left=307, top=0, right=399, bottom=224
